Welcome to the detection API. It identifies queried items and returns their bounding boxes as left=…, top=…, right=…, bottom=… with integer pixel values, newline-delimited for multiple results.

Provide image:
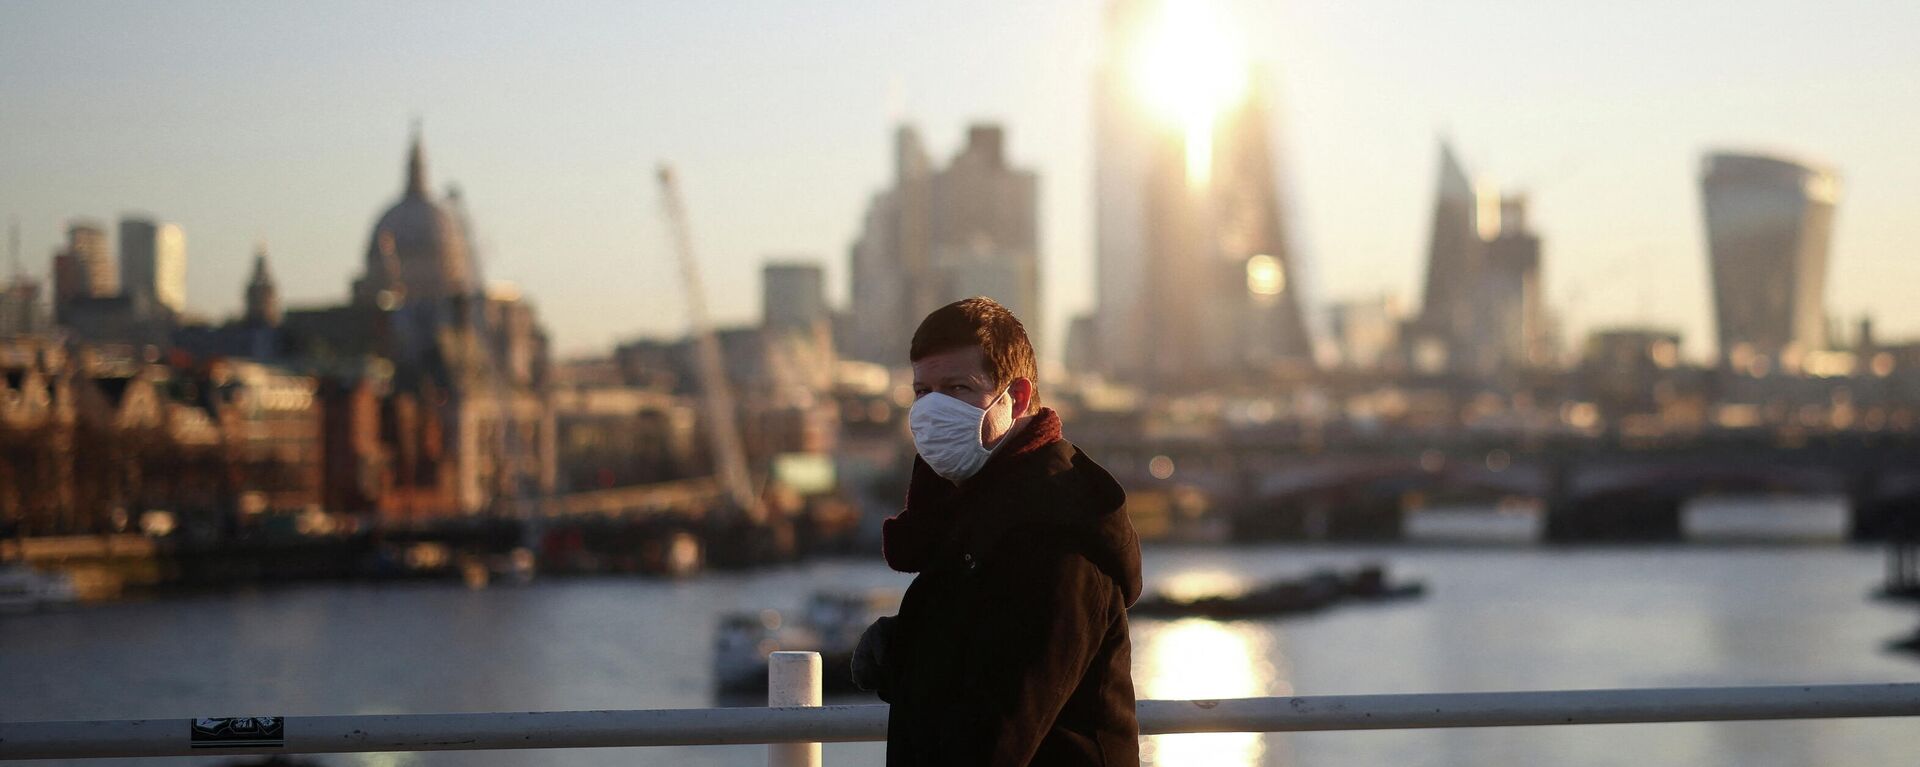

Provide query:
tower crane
left=655, top=165, right=763, bottom=524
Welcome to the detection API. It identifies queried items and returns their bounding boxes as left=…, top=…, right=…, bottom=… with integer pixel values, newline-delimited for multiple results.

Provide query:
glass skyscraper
left=1700, top=151, right=1838, bottom=373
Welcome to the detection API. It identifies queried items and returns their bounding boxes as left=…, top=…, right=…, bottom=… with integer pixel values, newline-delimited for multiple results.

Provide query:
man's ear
left=1009, top=377, right=1035, bottom=419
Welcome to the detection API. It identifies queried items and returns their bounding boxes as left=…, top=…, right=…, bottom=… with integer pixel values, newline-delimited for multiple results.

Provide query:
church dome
left=362, top=135, right=476, bottom=302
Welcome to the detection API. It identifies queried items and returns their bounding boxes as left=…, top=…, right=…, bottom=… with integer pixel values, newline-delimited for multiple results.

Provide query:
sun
left=1131, top=0, right=1250, bottom=189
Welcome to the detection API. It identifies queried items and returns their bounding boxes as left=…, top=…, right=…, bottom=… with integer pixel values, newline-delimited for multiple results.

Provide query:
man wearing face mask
left=852, top=297, right=1142, bottom=766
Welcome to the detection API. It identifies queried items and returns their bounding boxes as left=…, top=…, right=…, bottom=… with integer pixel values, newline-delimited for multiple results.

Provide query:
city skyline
left=3, top=1, right=1919, bottom=362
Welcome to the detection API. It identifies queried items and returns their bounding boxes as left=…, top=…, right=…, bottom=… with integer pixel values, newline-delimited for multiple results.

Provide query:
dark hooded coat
left=875, top=408, right=1142, bottom=766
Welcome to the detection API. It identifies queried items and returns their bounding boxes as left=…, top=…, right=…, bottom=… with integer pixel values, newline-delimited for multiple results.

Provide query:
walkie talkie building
left=1700, top=151, right=1838, bottom=373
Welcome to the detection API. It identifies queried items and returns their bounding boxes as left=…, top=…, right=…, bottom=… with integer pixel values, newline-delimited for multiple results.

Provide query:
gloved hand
left=851, top=616, right=895, bottom=696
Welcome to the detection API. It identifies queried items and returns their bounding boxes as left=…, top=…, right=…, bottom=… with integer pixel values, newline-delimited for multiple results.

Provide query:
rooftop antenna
left=6, top=216, right=20, bottom=279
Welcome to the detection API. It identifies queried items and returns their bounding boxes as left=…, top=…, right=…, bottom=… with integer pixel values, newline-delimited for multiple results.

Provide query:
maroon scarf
left=881, top=407, right=1064, bottom=573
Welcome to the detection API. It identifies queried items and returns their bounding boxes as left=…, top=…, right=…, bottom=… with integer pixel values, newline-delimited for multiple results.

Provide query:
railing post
left=768, top=651, right=823, bottom=767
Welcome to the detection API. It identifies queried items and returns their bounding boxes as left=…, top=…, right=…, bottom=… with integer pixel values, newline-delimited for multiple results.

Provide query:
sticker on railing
left=189, top=717, right=285, bottom=749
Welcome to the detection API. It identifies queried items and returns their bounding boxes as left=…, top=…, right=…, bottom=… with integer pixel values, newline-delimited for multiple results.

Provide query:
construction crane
left=655, top=165, right=762, bottom=524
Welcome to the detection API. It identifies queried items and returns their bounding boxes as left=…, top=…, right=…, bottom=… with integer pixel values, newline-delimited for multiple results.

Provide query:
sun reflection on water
left=1136, top=617, right=1281, bottom=767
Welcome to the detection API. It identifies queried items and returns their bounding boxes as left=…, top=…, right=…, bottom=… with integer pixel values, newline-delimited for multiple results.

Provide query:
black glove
left=851, top=616, right=895, bottom=695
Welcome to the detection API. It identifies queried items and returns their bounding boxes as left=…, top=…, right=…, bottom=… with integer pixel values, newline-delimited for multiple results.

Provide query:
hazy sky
left=3, top=0, right=1917, bottom=363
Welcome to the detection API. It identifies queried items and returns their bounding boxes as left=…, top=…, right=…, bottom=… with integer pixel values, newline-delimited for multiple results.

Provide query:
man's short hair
left=910, top=297, right=1039, bottom=402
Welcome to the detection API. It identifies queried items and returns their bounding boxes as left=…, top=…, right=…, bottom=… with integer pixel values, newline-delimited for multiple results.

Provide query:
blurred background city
left=3, top=1, right=1920, bottom=765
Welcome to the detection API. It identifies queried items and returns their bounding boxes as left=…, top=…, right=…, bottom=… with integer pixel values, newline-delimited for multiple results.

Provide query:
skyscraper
left=49, top=218, right=178, bottom=344
left=1411, top=142, right=1485, bottom=370
left=1699, top=151, right=1838, bottom=373
left=763, top=261, right=827, bottom=334
left=930, top=126, right=1041, bottom=333
left=1480, top=196, right=1547, bottom=372
left=1406, top=142, right=1548, bottom=377
left=1091, top=0, right=1154, bottom=380
left=846, top=127, right=931, bottom=364
left=50, top=221, right=114, bottom=323
left=0, top=280, right=42, bottom=338
left=845, top=123, right=1039, bottom=363
left=119, top=217, right=186, bottom=313
left=1092, top=0, right=1314, bottom=387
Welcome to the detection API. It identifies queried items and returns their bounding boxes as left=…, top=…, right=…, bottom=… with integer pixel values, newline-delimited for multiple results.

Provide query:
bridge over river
left=1078, top=429, right=1920, bottom=542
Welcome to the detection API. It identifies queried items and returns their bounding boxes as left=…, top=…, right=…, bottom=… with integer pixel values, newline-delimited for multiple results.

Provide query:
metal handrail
left=4, top=683, right=1919, bottom=761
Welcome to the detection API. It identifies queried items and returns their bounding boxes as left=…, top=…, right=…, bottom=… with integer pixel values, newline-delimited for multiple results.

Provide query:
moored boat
left=1131, top=563, right=1424, bottom=620
left=712, top=590, right=900, bottom=695
left=0, top=563, right=79, bottom=613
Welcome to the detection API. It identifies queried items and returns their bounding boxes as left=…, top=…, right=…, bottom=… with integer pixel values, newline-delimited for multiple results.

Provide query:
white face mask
left=909, top=387, right=1008, bottom=482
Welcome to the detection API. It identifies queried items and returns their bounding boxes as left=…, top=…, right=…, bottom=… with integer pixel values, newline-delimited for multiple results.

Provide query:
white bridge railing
left=4, top=653, right=1919, bottom=767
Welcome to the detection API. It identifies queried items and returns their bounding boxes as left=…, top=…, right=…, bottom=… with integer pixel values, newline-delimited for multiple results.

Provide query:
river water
left=5, top=544, right=1919, bottom=767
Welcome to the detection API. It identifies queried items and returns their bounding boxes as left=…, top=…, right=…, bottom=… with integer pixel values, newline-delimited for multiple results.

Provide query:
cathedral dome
left=362, top=135, right=476, bottom=302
